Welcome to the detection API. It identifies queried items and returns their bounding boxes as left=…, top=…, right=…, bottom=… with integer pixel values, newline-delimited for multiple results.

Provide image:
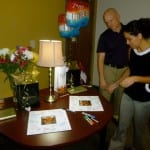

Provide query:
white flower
left=23, top=50, right=33, bottom=60
left=10, top=53, right=15, bottom=62
left=0, top=48, right=10, bottom=56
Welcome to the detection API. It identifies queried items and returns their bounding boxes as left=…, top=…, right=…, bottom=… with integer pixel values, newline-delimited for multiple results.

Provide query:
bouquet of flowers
left=0, top=46, right=38, bottom=84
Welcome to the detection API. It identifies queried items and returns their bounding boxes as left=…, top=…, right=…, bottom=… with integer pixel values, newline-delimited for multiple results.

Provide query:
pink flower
left=0, top=46, right=37, bottom=75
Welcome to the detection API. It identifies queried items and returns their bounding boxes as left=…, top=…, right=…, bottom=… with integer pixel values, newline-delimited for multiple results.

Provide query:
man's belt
left=105, top=63, right=127, bottom=69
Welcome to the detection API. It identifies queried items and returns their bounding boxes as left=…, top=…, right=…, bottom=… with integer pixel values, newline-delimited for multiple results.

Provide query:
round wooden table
left=0, top=87, right=113, bottom=150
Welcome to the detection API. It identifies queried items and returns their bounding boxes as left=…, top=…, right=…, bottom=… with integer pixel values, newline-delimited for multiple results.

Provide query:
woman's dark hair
left=123, top=18, right=150, bottom=39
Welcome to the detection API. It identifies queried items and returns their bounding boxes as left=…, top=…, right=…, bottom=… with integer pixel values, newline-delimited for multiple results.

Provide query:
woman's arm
left=107, top=67, right=130, bottom=93
left=120, top=75, right=150, bottom=88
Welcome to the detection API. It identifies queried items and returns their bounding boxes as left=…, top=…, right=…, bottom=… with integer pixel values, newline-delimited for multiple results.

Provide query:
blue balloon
left=59, top=25, right=80, bottom=38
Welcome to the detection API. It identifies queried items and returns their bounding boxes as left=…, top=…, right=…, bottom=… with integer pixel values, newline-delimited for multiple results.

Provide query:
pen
left=62, top=108, right=76, bottom=112
left=83, top=115, right=94, bottom=126
left=90, top=117, right=99, bottom=123
left=59, top=93, right=69, bottom=98
left=82, top=112, right=99, bottom=123
left=66, top=108, right=76, bottom=112
left=82, top=112, right=95, bottom=119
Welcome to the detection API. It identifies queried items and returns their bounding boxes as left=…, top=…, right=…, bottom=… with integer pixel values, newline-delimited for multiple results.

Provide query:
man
left=97, top=8, right=129, bottom=121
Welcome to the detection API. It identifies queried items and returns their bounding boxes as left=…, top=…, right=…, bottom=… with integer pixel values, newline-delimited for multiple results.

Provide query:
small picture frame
left=41, top=115, right=56, bottom=125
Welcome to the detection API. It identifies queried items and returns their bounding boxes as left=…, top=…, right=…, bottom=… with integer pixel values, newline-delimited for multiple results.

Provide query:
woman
left=108, top=18, right=150, bottom=150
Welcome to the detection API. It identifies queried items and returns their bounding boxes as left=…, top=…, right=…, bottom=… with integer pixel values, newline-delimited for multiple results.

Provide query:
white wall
left=92, top=0, right=150, bottom=86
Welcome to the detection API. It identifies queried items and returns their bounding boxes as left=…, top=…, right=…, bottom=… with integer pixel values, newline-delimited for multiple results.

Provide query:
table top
left=0, top=86, right=113, bottom=150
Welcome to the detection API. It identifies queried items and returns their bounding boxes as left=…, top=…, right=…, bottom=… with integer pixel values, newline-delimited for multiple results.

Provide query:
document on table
left=27, top=109, right=71, bottom=135
left=69, top=96, right=104, bottom=112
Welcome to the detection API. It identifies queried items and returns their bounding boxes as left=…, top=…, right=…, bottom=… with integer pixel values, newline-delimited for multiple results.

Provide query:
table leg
left=98, top=127, right=107, bottom=150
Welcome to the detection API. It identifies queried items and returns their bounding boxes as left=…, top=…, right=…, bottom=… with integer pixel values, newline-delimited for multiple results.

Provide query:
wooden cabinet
left=65, top=0, right=96, bottom=85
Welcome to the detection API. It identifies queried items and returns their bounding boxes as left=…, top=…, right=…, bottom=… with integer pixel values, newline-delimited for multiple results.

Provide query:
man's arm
left=97, top=52, right=108, bottom=89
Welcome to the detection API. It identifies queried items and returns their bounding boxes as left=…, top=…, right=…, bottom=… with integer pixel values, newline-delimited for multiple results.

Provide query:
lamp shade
left=37, top=40, right=64, bottom=67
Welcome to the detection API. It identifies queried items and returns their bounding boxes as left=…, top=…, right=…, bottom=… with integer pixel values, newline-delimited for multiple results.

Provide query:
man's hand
left=120, top=76, right=135, bottom=88
left=107, top=83, right=119, bottom=94
left=99, top=79, right=108, bottom=90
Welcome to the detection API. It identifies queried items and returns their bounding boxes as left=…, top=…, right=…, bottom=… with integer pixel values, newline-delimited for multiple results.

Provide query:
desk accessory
left=54, top=66, right=68, bottom=96
left=27, top=109, right=71, bottom=135
left=16, top=82, right=40, bottom=110
left=67, top=85, right=87, bottom=94
left=83, top=115, right=94, bottom=126
left=0, top=107, right=16, bottom=121
left=82, top=112, right=95, bottom=118
left=82, top=112, right=99, bottom=123
left=69, top=96, right=104, bottom=112
left=37, top=40, right=64, bottom=103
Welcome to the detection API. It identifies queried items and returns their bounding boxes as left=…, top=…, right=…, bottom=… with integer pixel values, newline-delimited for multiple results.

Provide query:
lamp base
left=47, top=95, right=56, bottom=103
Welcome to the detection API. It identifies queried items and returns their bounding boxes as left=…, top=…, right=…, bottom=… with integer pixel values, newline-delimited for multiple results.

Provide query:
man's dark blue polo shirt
left=97, top=27, right=129, bottom=67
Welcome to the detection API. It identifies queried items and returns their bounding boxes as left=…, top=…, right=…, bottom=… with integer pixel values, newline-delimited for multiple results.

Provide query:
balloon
left=58, top=14, right=80, bottom=38
left=66, top=0, right=89, bottom=28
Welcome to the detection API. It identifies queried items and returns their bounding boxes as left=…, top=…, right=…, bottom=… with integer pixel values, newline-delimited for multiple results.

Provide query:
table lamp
left=37, top=40, right=64, bottom=103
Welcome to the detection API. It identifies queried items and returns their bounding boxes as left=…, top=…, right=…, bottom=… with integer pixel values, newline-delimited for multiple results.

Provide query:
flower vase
left=8, top=77, right=17, bottom=103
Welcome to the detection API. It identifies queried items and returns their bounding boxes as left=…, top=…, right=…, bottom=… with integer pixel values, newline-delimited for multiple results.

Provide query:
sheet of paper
left=69, top=96, right=104, bottom=112
left=27, top=109, right=71, bottom=135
